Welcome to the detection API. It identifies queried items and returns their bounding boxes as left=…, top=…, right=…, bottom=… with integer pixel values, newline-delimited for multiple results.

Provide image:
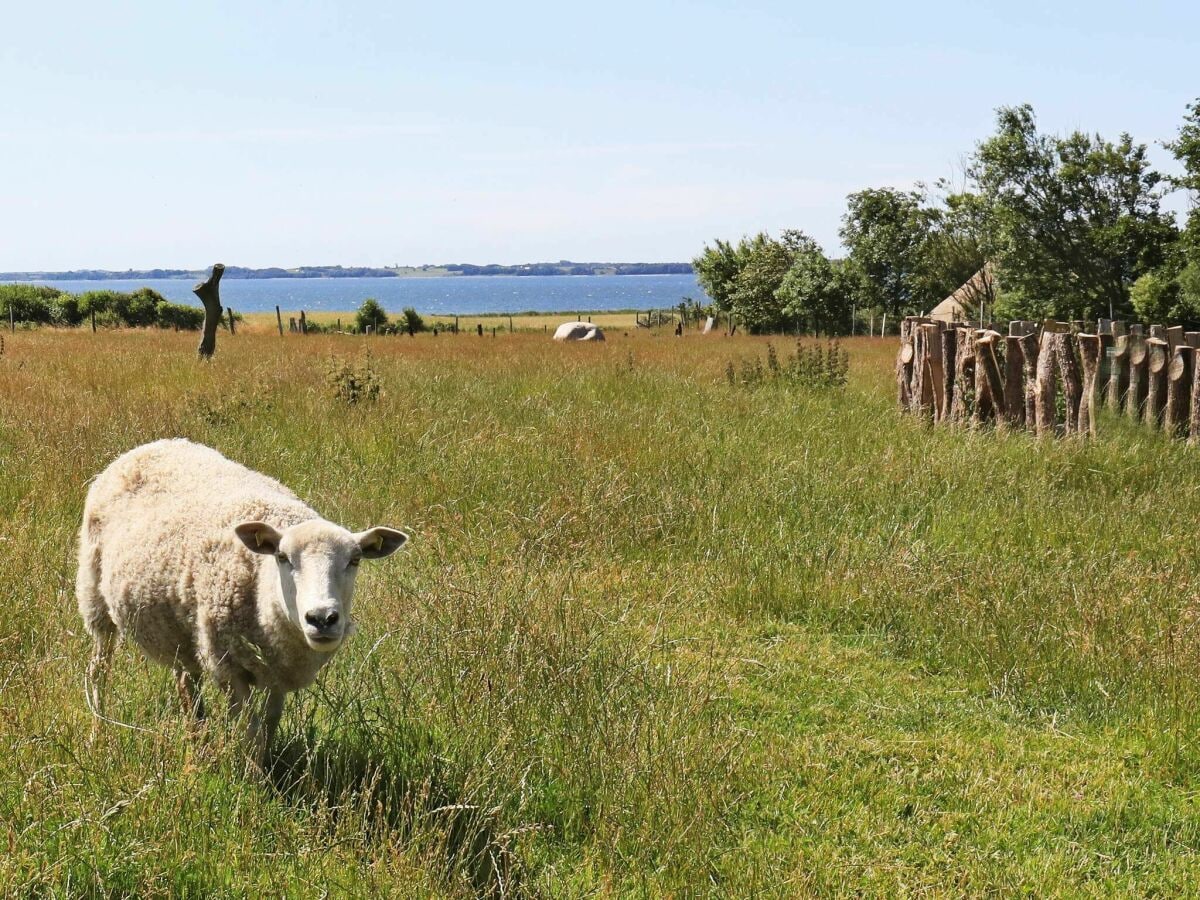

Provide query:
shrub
left=155, top=302, right=205, bottom=330
left=326, top=353, right=381, bottom=404
left=726, top=340, right=849, bottom=389
left=0, top=284, right=61, bottom=324
left=401, top=307, right=427, bottom=334
left=355, top=298, right=389, bottom=334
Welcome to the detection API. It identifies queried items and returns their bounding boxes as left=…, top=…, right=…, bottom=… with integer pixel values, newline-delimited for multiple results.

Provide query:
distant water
left=4, top=274, right=708, bottom=315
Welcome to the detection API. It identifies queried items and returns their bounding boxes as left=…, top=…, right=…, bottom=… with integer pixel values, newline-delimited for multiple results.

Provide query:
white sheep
left=76, top=438, right=407, bottom=755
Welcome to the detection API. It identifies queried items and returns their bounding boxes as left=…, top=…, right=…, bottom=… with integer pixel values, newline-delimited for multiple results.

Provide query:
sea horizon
left=0, top=272, right=709, bottom=316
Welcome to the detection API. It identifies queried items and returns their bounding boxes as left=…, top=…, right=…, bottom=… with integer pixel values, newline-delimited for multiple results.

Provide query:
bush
left=355, top=298, right=389, bottom=334
left=155, top=302, right=205, bottom=330
left=726, top=340, right=849, bottom=388
left=326, top=353, right=381, bottom=404
left=0, top=284, right=61, bottom=324
left=401, top=307, right=427, bottom=334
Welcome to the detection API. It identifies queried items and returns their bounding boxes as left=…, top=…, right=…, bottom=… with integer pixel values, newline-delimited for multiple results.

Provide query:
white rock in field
left=553, top=321, right=605, bottom=342
left=76, top=438, right=408, bottom=759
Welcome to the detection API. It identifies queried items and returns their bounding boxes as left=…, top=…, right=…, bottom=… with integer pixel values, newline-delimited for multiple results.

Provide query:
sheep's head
left=235, top=519, right=407, bottom=652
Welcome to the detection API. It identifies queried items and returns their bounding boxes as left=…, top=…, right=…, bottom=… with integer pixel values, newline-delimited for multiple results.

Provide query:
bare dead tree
left=194, top=264, right=226, bottom=359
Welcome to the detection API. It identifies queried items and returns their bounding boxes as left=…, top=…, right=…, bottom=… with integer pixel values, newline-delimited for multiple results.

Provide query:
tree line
left=694, top=101, right=1200, bottom=333
left=0, top=284, right=206, bottom=329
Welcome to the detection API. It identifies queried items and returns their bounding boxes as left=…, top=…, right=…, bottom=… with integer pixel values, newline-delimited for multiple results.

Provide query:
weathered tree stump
left=1035, top=333, right=1060, bottom=436
left=1056, top=334, right=1083, bottom=433
left=1004, top=335, right=1025, bottom=428
left=1127, top=335, right=1148, bottom=419
left=1145, top=338, right=1170, bottom=427
left=193, top=263, right=225, bottom=359
left=1077, top=333, right=1102, bottom=436
left=1165, top=346, right=1195, bottom=437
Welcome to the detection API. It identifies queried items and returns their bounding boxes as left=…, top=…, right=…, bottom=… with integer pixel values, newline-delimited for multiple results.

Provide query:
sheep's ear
left=235, top=522, right=283, bottom=554
left=354, top=527, right=408, bottom=559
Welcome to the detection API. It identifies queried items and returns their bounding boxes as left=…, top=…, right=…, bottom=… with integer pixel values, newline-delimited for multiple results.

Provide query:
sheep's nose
left=305, top=609, right=340, bottom=629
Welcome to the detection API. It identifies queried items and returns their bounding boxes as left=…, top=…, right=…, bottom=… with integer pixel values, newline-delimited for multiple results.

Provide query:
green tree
left=355, top=298, right=389, bottom=333
left=692, top=238, right=750, bottom=312
left=968, top=104, right=1176, bottom=321
left=727, top=232, right=809, bottom=333
left=776, top=234, right=857, bottom=334
left=840, top=188, right=935, bottom=319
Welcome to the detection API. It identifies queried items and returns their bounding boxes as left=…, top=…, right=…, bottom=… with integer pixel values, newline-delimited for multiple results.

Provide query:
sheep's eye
left=348, top=557, right=362, bottom=568
left=276, top=553, right=290, bottom=565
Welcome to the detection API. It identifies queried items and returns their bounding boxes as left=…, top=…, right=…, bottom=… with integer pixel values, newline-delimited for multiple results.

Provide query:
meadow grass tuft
left=4, top=328, right=1200, bottom=894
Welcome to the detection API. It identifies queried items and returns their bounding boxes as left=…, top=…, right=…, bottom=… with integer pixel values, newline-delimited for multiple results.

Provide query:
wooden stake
left=940, top=327, right=957, bottom=421
left=896, top=319, right=914, bottom=410
left=1035, top=333, right=1059, bottom=436
left=1018, top=332, right=1039, bottom=428
left=1145, top=338, right=1169, bottom=428
left=1165, top=346, right=1194, bottom=437
left=1004, top=335, right=1025, bottom=428
left=976, top=335, right=1007, bottom=425
left=1107, top=335, right=1128, bottom=411
left=920, top=324, right=945, bottom=420
left=949, top=328, right=976, bottom=423
left=1190, top=352, right=1200, bottom=444
left=226, top=307, right=236, bottom=335
left=275, top=305, right=284, bottom=337
left=1127, top=334, right=1148, bottom=420
left=1077, top=333, right=1102, bottom=436
left=1056, top=333, right=1083, bottom=433
left=194, top=263, right=225, bottom=359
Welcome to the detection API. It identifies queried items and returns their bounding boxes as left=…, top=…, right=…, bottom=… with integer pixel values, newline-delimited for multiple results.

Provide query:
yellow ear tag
left=372, top=535, right=384, bottom=552
left=255, top=531, right=264, bottom=547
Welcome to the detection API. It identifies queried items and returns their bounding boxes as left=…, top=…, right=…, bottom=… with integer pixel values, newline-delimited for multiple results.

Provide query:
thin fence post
left=227, top=307, right=236, bottom=335
left=275, top=305, right=284, bottom=336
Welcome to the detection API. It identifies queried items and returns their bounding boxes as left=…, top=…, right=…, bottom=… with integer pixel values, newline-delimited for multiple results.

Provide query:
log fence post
left=1035, top=333, right=1060, bottom=436
left=1077, top=334, right=1102, bottom=436
left=1145, top=338, right=1169, bottom=428
left=896, top=318, right=914, bottom=410
left=1127, top=334, right=1148, bottom=420
left=275, top=305, right=284, bottom=337
left=1165, top=346, right=1195, bottom=437
left=1057, top=333, right=1083, bottom=433
left=948, top=328, right=975, bottom=423
left=1004, top=335, right=1025, bottom=428
left=939, top=327, right=957, bottom=421
left=975, top=333, right=1007, bottom=426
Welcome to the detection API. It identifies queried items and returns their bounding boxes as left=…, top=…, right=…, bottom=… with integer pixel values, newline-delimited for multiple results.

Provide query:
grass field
left=5, top=327, right=1200, bottom=896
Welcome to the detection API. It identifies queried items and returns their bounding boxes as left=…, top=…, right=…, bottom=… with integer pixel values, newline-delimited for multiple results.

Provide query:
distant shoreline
left=0, top=262, right=694, bottom=282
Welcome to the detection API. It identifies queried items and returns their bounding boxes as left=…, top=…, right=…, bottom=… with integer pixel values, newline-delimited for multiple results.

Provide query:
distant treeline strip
left=0, top=284, right=206, bottom=330
left=0, top=262, right=694, bottom=281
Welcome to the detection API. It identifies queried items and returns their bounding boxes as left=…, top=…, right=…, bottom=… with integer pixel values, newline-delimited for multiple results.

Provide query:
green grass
left=4, top=329, right=1200, bottom=895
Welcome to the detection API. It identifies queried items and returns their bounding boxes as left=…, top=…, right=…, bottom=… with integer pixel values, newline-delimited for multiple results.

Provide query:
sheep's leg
left=85, top=631, right=115, bottom=740
left=260, top=690, right=287, bottom=756
left=174, top=666, right=206, bottom=723
left=222, top=676, right=270, bottom=764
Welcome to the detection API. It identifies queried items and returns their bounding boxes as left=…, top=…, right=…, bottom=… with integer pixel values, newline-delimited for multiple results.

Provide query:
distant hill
left=0, top=262, right=694, bottom=281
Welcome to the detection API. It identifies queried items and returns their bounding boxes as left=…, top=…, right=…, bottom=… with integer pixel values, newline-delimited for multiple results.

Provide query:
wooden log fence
left=896, top=316, right=1200, bottom=444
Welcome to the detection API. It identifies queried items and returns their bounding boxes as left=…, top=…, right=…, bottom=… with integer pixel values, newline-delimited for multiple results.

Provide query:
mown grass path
left=3, top=329, right=1200, bottom=896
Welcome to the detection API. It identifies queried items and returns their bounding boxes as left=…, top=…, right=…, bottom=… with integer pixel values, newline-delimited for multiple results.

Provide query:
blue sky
left=1, top=0, right=1196, bottom=269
